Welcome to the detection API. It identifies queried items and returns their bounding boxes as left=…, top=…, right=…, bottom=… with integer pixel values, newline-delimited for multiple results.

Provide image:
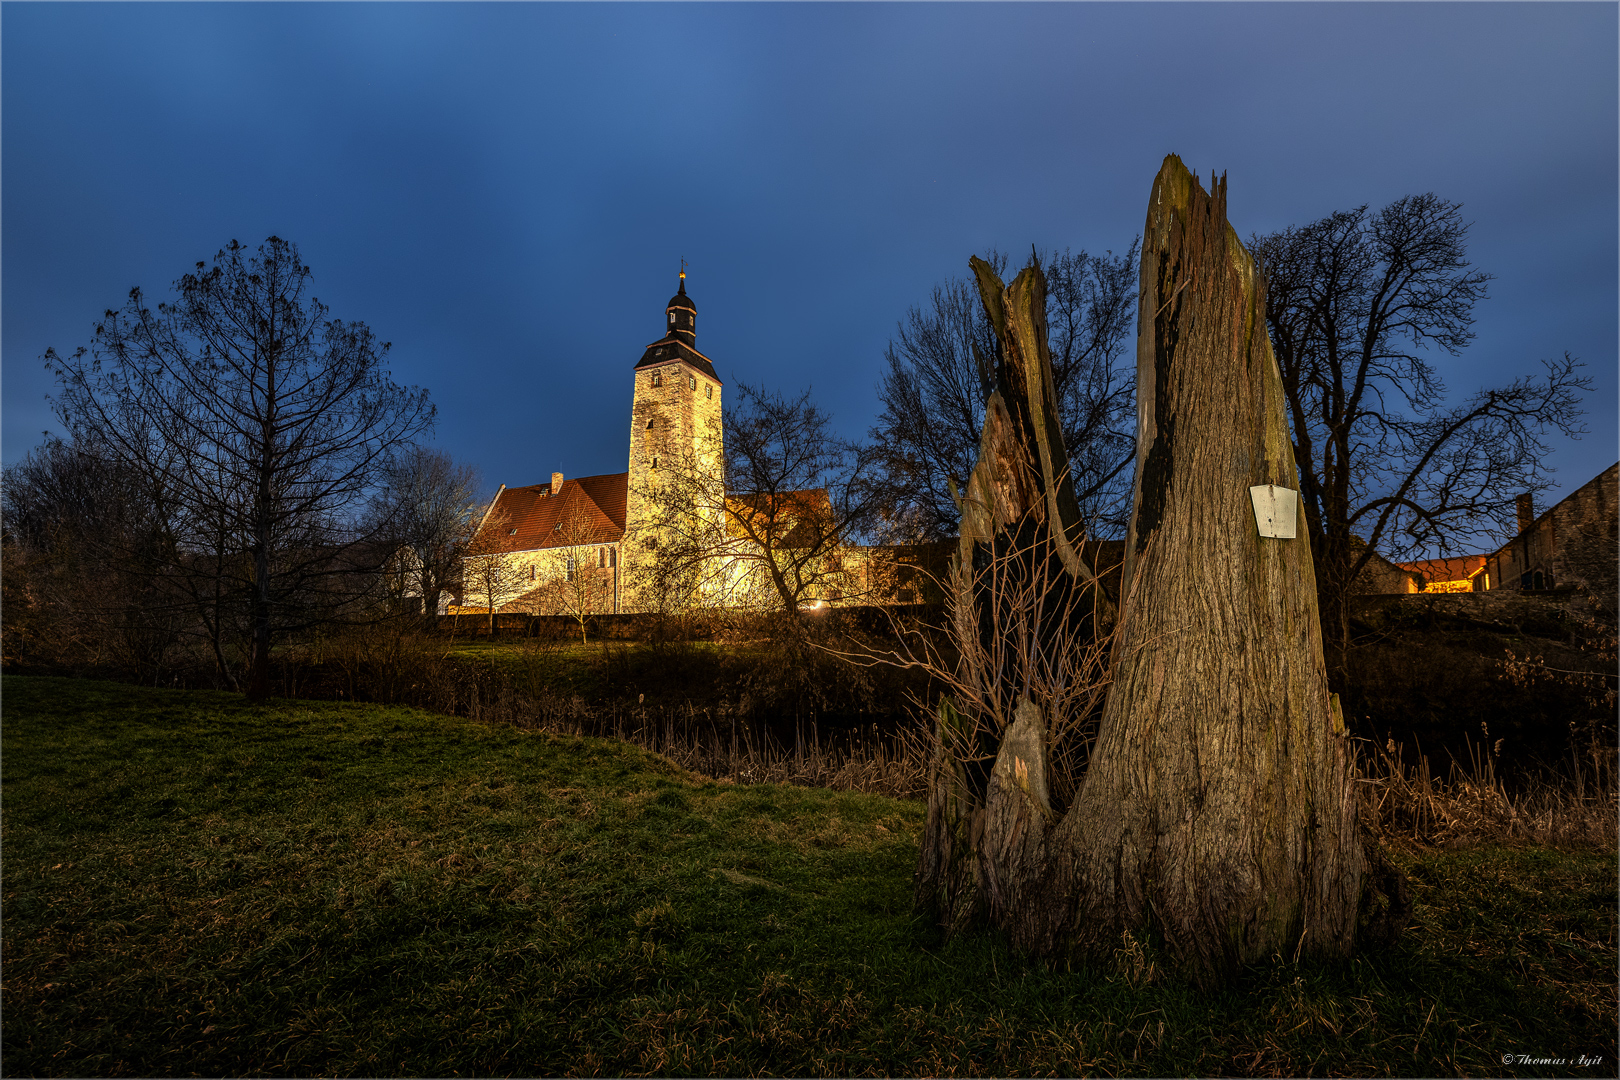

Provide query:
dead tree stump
left=915, top=155, right=1378, bottom=985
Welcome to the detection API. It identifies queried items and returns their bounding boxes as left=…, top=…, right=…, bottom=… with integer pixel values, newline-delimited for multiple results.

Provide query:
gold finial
left=679, top=257, right=686, bottom=281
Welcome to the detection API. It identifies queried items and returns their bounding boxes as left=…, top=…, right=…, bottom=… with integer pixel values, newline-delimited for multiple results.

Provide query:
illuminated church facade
left=457, top=271, right=726, bottom=616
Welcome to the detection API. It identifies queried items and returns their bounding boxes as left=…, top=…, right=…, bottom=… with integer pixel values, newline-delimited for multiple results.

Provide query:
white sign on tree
left=1249, top=484, right=1298, bottom=539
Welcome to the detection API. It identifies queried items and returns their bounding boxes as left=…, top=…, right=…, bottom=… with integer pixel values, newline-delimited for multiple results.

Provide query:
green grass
left=4, top=675, right=1614, bottom=1077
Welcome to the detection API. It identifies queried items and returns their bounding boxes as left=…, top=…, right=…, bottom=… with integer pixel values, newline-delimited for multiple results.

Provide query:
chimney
left=1515, top=493, right=1534, bottom=534
left=551, top=472, right=564, bottom=496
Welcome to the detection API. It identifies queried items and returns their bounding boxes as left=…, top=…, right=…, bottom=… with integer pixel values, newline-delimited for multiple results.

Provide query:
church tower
left=623, top=269, right=725, bottom=608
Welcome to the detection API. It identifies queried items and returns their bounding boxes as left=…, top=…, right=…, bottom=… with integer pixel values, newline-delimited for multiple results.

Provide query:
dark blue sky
left=5, top=2, right=1615, bottom=518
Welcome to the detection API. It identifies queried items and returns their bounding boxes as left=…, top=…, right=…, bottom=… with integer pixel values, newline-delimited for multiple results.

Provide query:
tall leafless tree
left=1252, top=198, right=1591, bottom=683
left=45, top=237, right=435, bottom=698
left=869, top=244, right=1139, bottom=543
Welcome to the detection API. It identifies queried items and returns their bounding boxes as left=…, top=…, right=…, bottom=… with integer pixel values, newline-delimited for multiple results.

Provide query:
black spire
left=665, top=266, right=696, bottom=346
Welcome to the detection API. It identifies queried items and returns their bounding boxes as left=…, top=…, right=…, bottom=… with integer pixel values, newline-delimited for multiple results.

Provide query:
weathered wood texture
left=915, top=257, right=1120, bottom=936
left=916, top=155, right=1373, bottom=985
left=1048, top=156, right=1364, bottom=980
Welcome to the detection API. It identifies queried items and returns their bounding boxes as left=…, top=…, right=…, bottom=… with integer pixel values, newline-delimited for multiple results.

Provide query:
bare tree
left=530, top=489, right=618, bottom=643
left=634, top=383, right=882, bottom=613
left=45, top=237, right=435, bottom=698
left=869, top=244, right=1139, bottom=543
left=369, top=446, right=482, bottom=621
left=460, top=506, right=528, bottom=637
left=1253, top=197, right=1591, bottom=682
left=1, top=436, right=188, bottom=679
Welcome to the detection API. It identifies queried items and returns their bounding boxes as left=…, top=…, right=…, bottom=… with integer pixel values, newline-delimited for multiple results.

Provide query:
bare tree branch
left=43, top=237, right=435, bottom=697
left=1253, top=199, right=1589, bottom=682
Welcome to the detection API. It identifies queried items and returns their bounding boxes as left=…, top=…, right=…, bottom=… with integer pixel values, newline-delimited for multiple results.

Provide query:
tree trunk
left=247, top=611, right=271, bottom=699
left=916, top=155, right=1394, bottom=985
left=247, top=542, right=272, bottom=701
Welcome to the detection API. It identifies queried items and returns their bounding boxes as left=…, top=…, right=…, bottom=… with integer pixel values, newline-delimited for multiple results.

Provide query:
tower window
left=688, top=375, right=696, bottom=390
left=646, top=418, right=655, bottom=429
left=651, top=372, right=662, bottom=387
left=652, top=456, right=659, bottom=468
left=705, top=383, right=713, bottom=400
left=528, top=564, right=535, bottom=582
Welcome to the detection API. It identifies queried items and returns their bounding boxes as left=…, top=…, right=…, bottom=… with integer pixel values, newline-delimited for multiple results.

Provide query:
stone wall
left=1484, top=463, right=1617, bottom=614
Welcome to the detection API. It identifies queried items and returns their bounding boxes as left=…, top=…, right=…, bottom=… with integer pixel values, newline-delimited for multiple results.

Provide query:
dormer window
left=507, top=528, right=517, bottom=536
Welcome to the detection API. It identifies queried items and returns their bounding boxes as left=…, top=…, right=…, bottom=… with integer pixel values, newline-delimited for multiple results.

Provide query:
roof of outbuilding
left=473, top=473, right=628, bottom=554
left=1400, top=554, right=1488, bottom=583
left=725, top=488, right=834, bottom=549
left=634, top=337, right=721, bottom=383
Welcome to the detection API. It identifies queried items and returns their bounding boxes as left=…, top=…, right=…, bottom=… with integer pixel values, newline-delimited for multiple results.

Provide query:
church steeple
left=665, top=266, right=696, bottom=346
left=626, top=262, right=723, bottom=613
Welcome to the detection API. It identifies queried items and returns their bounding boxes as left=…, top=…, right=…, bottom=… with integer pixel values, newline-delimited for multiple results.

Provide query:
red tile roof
left=725, top=488, right=833, bottom=548
left=476, top=473, right=628, bottom=553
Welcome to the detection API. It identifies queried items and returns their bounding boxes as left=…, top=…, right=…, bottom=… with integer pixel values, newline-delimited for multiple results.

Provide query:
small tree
left=45, top=237, right=434, bottom=698
left=536, top=488, right=618, bottom=643
left=460, top=507, right=528, bottom=637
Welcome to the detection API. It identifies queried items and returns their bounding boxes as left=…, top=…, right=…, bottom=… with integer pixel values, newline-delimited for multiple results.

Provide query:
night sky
left=5, top=3, right=1615, bottom=526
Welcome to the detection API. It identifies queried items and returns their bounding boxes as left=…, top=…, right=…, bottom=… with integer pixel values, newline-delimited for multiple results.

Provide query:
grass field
left=3, top=675, right=1615, bottom=1077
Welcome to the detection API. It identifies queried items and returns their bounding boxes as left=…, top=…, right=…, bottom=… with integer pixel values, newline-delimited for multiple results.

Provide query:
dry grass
left=65, top=605, right=1608, bottom=849
left=836, top=524, right=1120, bottom=811
left=1357, top=733, right=1618, bottom=851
